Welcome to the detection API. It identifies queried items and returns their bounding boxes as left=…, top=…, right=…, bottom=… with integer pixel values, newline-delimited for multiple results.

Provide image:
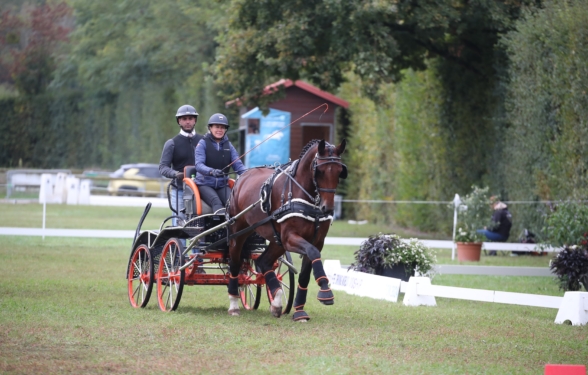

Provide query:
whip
left=224, top=103, right=329, bottom=170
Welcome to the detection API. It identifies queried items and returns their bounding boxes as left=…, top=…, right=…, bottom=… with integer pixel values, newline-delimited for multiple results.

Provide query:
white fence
left=324, top=237, right=557, bottom=253
left=39, top=173, right=91, bottom=205
left=5, top=169, right=71, bottom=198
left=324, top=260, right=588, bottom=326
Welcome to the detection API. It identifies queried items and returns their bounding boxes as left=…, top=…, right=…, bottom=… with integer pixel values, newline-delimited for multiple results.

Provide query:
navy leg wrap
left=312, top=259, right=334, bottom=305
left=298, top=264, right=312, bottom=288
left=294, top=284, right=308, bottom=308
left=292, top=285, right=310, bottom=321
left=228, top=274, right=239, bottom=297
left=264, top=271, right=280, bottom=299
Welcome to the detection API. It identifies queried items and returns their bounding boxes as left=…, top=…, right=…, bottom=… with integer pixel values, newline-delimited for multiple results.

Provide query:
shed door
left=302, top=124, right=332, bottom=146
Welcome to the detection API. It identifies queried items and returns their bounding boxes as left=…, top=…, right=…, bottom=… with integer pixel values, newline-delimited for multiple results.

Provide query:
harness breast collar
left=257, top=148, right=345, bottom=246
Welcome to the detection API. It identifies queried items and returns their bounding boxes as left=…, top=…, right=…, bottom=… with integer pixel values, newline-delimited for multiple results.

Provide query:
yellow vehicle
left=107, top=163, right=167, bottom=197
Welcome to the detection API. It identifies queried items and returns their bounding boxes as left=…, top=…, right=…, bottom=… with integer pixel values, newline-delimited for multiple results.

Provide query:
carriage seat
left=182, top=166, right=234, bottom=216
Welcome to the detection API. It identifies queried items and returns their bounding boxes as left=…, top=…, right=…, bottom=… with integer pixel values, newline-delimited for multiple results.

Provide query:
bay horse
left=226, top=139, right=347, bottom=321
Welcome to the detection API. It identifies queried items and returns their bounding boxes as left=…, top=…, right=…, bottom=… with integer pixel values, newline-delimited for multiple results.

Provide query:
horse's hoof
left=228, top=309, right=240, bottom=316
left=317, top=289, right=334, bottom=305
left=270, top=305, right=282, bottom=318
left=270, top=289, right=283, bottom=318
left=292, top=310, right=310, bottom=322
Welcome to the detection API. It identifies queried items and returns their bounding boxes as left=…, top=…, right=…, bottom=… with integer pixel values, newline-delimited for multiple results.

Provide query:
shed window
left=248, top=119, right=260, bottom=134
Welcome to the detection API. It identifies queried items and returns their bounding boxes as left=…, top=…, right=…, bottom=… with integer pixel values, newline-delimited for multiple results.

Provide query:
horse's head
left=311, top=139, right=347, bottom=215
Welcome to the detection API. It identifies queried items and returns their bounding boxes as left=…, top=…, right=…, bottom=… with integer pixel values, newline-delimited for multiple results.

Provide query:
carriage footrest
left=180, top=227, right=204, bottom=238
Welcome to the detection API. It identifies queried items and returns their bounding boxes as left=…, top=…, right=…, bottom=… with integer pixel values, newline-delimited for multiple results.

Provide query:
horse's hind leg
left=256, top=242, right=284, bottom=318
left=292, top=255, right=312, bottom=322
left=227, top=235, right=247, bottom=316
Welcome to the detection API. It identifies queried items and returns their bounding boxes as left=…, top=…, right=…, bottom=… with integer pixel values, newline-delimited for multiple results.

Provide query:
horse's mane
left=298, top=139, right=321, bottom=160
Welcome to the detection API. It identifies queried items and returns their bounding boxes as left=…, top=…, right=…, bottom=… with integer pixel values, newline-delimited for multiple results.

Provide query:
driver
left=159, top=105, right=203, bottom=226
left=194, top=113, right=246, bottom=214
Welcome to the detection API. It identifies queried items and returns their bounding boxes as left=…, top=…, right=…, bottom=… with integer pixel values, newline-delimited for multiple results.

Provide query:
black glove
left=211, top=169, right=224, bottom=177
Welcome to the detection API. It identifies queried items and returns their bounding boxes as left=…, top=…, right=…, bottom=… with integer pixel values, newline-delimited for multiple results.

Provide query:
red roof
left=226, top=79, right=349, bottom=109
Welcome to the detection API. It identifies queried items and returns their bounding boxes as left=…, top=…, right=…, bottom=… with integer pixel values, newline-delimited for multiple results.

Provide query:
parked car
left=107, top=163, right=167, bottom=197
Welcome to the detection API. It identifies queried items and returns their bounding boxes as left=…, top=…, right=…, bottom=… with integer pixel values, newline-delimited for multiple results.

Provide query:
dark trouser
left=198, top=185, right=230, bottom=213
left=477, top=229, right=508, bottom=255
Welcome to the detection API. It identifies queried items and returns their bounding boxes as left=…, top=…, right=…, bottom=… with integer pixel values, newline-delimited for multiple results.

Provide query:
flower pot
left=375, top=263, right=415, bottom=282
left=456, top=242, right=482, bottom=262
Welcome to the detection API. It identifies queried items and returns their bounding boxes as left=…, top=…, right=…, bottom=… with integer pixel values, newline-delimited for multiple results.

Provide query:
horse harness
left=214, top=147, right=345, bottom=250
left=258, top=148, right=347, bottom=246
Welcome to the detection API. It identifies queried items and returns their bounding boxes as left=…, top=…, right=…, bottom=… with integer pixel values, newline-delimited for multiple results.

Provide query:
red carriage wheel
left=239, top=258, right=261, bottom=310
left=157, top=238, right=185, bottom=312
left=268, top=251, right=295, bottom=315
left=127, top=244, right=153, bottom=308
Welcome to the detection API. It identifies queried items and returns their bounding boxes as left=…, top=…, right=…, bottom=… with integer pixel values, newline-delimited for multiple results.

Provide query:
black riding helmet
left=175, top=105, right=199, bottom=124
left=207, top=113, right=229, bottom=129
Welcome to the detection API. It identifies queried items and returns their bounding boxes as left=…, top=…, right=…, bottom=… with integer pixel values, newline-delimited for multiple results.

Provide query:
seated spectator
left=477, top=201, right=512, bottom=256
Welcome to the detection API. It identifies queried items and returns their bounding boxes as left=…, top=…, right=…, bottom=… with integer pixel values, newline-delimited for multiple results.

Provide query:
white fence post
left=402, top=277, right=437, bottom=307
left=452, top=194, right=461, bottom=261
left=39, top=174, right=54, bottom=204
left=78, top=179, right=91, bottom=205
left=66, top=176, right=80, bottom=205
left=554, top=291, right=588, bottom=326
left=52, top=173, right=68, bottom=204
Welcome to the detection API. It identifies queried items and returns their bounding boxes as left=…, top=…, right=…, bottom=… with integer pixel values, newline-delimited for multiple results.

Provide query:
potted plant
left=455, top=185, right=493, bottom=261
left=550, top=245, right=588, bottom=291
left=544, top=201, right=588, bottom=291
left=349, top=233, right=437, bottom=281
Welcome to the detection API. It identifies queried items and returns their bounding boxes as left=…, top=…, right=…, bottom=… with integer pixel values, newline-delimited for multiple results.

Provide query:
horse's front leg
left=292, top=255, right=312, bottom=322
left=256, top=242, right=285, bottom=318
left=227, top=235, right=246, bottom=316
left=285, top=234, right=334, bottom=309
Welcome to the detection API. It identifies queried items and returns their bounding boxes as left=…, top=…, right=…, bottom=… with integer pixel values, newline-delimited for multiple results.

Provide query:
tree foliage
left=0, top=3, right=72, bottom=95
left=0, top=0, right=228, bottom=169
left=500, top=0, right=588, bottom=234
left=214, top=0, right=538, bottom=106
left=61, top=0, right=218, bottom=90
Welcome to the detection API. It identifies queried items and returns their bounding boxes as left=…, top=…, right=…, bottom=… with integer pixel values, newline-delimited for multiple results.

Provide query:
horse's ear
left=318, top=139, right=326, bottom=155
left=337, top=139, right=347, bottom=156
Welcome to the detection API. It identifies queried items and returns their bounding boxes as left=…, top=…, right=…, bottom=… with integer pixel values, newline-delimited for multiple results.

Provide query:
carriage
left=126, top=169, right=296, bottom=314
left=127, top=139, right=347, bottom=320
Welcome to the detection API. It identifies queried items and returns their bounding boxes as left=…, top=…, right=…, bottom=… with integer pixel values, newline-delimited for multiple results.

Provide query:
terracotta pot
left=456, top=242, right=482, bottom=262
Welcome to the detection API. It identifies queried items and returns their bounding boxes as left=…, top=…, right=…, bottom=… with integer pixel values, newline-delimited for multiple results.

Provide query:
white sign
left=324, top=260, right=401, bottom=302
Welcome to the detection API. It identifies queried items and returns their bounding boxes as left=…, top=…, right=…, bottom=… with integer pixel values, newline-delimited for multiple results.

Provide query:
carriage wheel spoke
left=157, top=238, right=185, bottom=312
left=127, top=245, right=153, bottom=308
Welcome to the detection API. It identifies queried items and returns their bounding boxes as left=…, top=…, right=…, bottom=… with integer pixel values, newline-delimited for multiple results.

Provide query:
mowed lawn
left=0, top=203, right=587, bottom=374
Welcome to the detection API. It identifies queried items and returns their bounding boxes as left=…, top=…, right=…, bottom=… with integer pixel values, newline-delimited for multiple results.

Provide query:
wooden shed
left=227, top=79, right=349, bottom=164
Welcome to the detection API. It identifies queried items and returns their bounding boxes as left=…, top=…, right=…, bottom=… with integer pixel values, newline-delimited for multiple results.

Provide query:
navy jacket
left=194, top=133, right=246, bottom=188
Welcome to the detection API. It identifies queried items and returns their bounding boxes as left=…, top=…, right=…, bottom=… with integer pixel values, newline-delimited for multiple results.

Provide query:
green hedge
left=502, top=0, right=588, bottom=234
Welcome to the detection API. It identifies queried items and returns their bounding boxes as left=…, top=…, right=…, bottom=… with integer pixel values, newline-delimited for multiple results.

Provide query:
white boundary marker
left=325, top=260, right=588, bottom=326
left=324, top=260, right=402, bottom=302
left=554, top=292, right=588, bottom=326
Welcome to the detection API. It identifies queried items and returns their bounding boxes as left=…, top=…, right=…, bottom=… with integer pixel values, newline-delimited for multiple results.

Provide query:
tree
left=214, top=0, right=539, bottom=106
left=501, top=0, right=588, bottom=236
left=0, top=3, right=72, bottom=96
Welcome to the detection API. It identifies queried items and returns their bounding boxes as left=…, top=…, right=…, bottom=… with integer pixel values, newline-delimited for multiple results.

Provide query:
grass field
left=1, top=203, right=587, bottom=374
